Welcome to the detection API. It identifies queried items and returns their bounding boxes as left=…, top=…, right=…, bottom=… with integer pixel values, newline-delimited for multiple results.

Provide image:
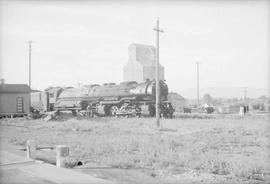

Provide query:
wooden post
left=28, top=41, right=33, bottom=113
left=56, top=145, right=69, bottom=168
left=196, top=62, right=201, bottom=107
left=153, top=18, right=164, bottom=129
left=26, top=140, right=36, bottom=159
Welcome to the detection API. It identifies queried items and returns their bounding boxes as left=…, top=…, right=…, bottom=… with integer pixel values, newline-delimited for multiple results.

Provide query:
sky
left=0, top=0, right=269, bottom=98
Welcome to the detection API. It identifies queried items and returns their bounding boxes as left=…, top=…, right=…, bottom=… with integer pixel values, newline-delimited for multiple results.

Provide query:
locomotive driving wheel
left=148, top=104, right=156, bottom=117
left=110, top=106, right=118, bottom=116
left=104, top=105, right=111, bottom=116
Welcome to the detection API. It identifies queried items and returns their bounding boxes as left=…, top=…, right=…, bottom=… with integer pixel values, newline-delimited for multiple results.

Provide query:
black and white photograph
left=0, top=0, right=269, bottom=183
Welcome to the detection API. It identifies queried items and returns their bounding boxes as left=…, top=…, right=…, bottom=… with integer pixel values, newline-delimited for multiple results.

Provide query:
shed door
left=16, top=97, right=24, bottom=113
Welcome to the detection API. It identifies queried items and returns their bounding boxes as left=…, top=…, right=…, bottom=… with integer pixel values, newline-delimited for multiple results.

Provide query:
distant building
left=0, top=80, right=30, bottom=116
left=123, top=43, right=165, bottom=82
left=168, top=92, right=186, bottom=112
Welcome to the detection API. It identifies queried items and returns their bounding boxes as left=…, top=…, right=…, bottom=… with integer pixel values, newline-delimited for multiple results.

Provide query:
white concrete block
left=56, top=145, right=69, bottom=168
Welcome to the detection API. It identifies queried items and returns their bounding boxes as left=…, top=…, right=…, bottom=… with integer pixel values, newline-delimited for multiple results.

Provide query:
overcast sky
left=0, top=0, right=269, bottom=97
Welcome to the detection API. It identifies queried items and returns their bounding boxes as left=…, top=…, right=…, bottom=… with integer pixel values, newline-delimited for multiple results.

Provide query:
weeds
left=1, top=115, right=269, bottom=183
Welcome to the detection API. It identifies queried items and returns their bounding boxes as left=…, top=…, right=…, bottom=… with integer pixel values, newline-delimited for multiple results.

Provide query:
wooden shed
left=0, top=83, right=30, bottom=117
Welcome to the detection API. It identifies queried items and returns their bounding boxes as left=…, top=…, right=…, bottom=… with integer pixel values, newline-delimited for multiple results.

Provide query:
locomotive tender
left=31, top=80, right=174, bottom=117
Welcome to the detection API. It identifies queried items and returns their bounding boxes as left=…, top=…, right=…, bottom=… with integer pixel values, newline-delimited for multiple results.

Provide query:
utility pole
left=196, top=62, right=200, bottom=107
left=28, top=40, right=33, bottom=112
left=28, top=41, right=33, bottom=89
left=244, top=87, right=247, bottom=102
left=153, top=18, right=164, bottom=129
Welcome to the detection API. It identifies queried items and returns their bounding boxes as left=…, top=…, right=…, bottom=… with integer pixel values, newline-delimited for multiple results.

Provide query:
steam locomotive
left=31, top=80, right=174, bottom=118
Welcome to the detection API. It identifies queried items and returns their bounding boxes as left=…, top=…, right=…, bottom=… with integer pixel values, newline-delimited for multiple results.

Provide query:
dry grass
left=0, top=113, right=269, bottom=183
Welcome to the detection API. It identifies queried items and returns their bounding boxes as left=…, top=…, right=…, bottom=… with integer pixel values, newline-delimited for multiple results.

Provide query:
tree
left=259, top=95, right=267, bottom=100
left=202, top=93, right=213, bottom=105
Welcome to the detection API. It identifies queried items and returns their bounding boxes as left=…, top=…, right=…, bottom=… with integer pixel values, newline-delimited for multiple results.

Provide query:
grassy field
left=0, top=113, right=269, bottom=183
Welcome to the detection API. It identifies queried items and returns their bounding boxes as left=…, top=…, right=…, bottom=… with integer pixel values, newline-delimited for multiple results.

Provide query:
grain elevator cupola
left=123, top=43, right=165, bottom=82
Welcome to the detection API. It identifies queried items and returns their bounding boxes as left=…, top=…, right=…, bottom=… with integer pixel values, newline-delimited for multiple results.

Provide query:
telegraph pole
left=153, top=18, right=164, bottom=129
left=196, top=62, right=200, bottom=107
left=244, top=87, right=247, bottom=102
left=28, top=41, right=33, bottom=112
left=28, top=41, right=33, bottom=90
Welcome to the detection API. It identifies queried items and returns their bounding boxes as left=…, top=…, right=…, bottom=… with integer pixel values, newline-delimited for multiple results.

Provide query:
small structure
left=123, top=43, right=165, bottom=82
left=0, top=80, right=31, bottom=117
left=168, top=92, right=185, bottom=112
left=239, top=106, right=245, bottom=116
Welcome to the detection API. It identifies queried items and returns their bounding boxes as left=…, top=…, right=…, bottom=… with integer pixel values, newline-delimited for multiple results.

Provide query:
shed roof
left=0, top=84, right=30, bottom=93
left=168, top=92, right=185, bottom=101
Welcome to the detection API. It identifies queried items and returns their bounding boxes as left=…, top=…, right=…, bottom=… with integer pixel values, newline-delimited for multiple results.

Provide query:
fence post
left=56, top=145, right=69, bottom=168
left=26, top=140, right=36, bottom=159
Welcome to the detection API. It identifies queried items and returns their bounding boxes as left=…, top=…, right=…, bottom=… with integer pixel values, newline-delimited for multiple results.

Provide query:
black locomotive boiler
left=32, top=80, right=174, bottom=118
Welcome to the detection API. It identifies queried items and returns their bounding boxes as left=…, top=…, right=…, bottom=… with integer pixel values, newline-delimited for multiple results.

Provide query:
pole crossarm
left=153, top=27, right=164, bottom=33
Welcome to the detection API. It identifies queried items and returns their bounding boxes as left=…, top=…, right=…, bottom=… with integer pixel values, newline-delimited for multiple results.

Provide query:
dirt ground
left=0, top=113, right=269, bottom=184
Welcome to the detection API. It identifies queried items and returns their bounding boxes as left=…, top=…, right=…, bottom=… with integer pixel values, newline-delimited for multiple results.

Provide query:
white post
left=56, top=145, right=69, bottom=168
left=239, top=106, right=244, bottom=116
left=26, top=140, right=36, bottom=159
